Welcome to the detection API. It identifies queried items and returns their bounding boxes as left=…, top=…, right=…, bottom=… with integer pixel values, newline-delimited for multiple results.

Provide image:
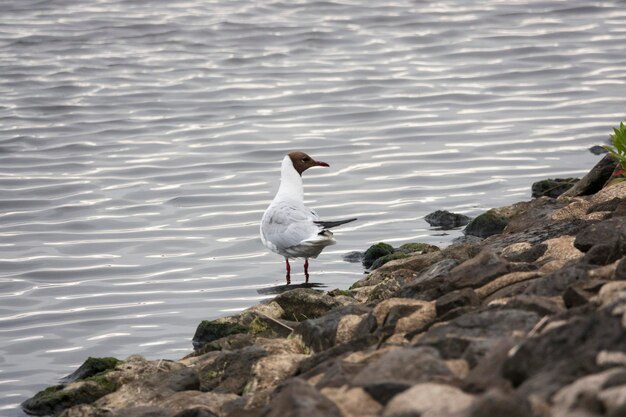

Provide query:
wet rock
left=274, top=288, right=344, bottom=321
left=295, top=304, right=370, bottom=353
left=464, top=210, right=509, bottom=238
left=531, top=178, right=579, bottom=198
left=264, top=378, right=342, bottom=417
left=342, top=251, right=363, bottom=263
left=449, top=249, right=511, bottom=289
left=615, top=257, right=626, bottom=280
left=589, top=145, right=609, bottom=155
left=22, top=379, right=117, bottom=417
left=502, top=308, right=626, bottom=399
left=424, top=210, right=471, bottom=229
left=435, top=288, right=479, bottom=317
left=382, top=383, right=474, bottom=417
left=559, top=154, right=618, bottom=198
left=60, top=357, right=122, bottom=384
left=414, top=309, right=540, bottom=367
left=351, top=346, right=453, bottom=388
left=362, top=243, right=395, bottom=269
left=192, top=320, right=249, bottom=350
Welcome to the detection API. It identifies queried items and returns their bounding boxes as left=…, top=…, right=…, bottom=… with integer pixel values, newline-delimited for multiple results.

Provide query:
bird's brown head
left=288, top=151, right=329, bottom=176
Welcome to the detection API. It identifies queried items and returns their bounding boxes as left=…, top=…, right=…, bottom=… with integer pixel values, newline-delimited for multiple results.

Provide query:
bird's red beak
left=315, top=160, right=330, bottom=167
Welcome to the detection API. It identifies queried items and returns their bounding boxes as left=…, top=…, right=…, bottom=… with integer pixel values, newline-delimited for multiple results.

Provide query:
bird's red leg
left=304, top=258, right=309, bottom=283
left=285, top=257, right=291, bottom=284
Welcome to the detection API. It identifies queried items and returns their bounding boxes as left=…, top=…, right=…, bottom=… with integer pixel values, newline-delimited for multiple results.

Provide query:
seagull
left=260, top=151, right=357, bottom=284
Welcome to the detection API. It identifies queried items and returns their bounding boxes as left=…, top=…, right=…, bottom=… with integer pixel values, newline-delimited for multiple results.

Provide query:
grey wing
left=262, top=203, right=320, bottom=251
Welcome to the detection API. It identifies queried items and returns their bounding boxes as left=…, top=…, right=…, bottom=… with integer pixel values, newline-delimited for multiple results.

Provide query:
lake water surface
left=2, top=0, right=626, bottom=414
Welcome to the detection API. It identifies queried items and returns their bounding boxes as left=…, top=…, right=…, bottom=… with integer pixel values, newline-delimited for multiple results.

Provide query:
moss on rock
left=192, top=319, right=249, bottom=350
left=21, top=377, right=117, bottom=416
left=362, top=242, right=395, bottom=268
left=370, top=252, right=409, bottom=270
left=398, top=243, right=440, bottom=254
left=464, top=210, right=510, bottom=238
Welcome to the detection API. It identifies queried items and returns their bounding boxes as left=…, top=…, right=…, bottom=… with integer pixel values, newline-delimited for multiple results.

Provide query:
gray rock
left=502, top=308, right=626, bottom=399
left=198, top=346, right=267, bottom=394
left=415, top=309, right=540, bottom=367
left=60, top=357, right=121, bottom=384
left=399, top=258, right=459, bottom=301
left=424, top=210, right=471, bottom=229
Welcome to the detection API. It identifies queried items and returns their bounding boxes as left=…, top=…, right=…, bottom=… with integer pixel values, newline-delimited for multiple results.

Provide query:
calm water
left=1, top=0, right=625, bottom=414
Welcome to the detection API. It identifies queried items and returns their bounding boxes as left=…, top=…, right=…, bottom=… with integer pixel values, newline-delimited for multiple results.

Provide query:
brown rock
left=264, top=378, right=342, bottom=417
left=435, top=288, right=479, bottom=317
left=558, top=154, right=618, bottom=199
left=449, top=249, right=511, bottom=289
left=321, top=386, right=382, bottom=417
left=382, top=383, right=474, bottom=417
left=476, top=271, right=542, bottom=300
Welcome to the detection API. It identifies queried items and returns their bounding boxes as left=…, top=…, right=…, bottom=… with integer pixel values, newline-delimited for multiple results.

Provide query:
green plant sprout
left=603, top=121, right=626, bottom=167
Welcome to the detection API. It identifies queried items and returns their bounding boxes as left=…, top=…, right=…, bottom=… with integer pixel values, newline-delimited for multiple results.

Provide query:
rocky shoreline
left=23, top=155, right=626, bottom=417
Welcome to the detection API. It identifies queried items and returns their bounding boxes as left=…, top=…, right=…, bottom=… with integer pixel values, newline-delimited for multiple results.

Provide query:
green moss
left=362, top=242, right=395, bottom=268
left=349, top=281, right=361, bottom=290
left=399, top=242, right=440, bottom=254
left=370, top=252, right=409, bottom=270
left=84, top=373, right=117, bottom=394
left=248, top=317, right=269, bottom=335
left=327, top=289, right=354, bottom=298
left=192, top=319, right=249, bottom=349
left=205, top=369, right=223, bottom=379
left=464, top=210, right=510, bottom=238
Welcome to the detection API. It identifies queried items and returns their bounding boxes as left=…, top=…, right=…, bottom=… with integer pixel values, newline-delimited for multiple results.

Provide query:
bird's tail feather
left=314, top=218, right=357, bottom=229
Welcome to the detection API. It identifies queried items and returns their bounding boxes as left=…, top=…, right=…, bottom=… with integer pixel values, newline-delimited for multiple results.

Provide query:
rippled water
left=1, top=0, right=626, bottom=413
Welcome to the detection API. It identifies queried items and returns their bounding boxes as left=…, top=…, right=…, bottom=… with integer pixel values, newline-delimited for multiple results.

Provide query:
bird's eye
left=302, top=157, right=310, bottom=162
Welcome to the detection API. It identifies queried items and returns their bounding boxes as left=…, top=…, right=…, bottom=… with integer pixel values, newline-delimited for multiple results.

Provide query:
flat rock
left=382, top=383, right=474, bottom=417
left=351, top=346, right=453, bottom=388
left=449, top=249, right=511, bottom=289
left=274, top=288, right=345, bottom=321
